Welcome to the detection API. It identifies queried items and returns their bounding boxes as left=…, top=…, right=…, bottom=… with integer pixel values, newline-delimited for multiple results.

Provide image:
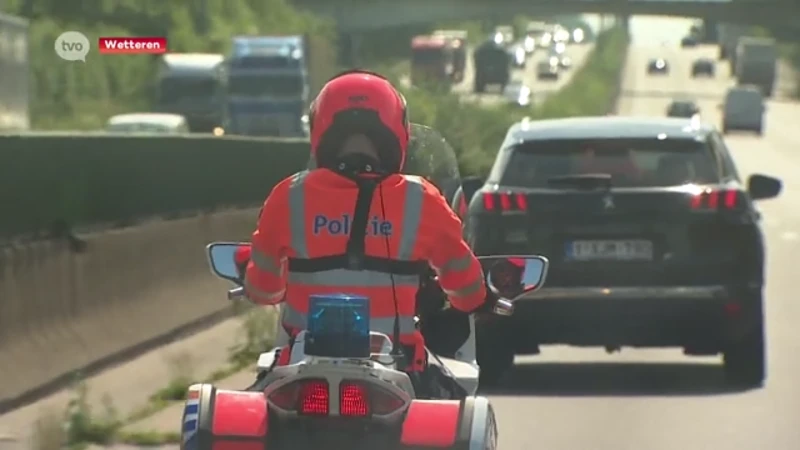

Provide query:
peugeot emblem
left=602, top=194, right=614, bottom=210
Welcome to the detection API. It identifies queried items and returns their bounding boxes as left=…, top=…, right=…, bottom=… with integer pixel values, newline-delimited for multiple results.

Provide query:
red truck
left=432, top=29, right=468, bottom=82
left=410, top=35, right=454, bottom=89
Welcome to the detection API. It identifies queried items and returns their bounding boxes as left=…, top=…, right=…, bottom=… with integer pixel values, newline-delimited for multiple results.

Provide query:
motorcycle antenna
left=378, top=182, right=405, bottom=368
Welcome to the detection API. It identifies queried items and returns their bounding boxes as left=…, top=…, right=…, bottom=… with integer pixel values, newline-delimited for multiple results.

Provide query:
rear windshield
left=412, top=48, right=447, bottom=65
left=498, top=138, right=719, bottom=188
left=727, top=90, right=762, bottom=103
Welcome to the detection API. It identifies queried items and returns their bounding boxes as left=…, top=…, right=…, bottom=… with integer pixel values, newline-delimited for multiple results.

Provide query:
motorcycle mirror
left=206, top=242, right=248, bottom=284
left=481, top=255, right=550, bottom=314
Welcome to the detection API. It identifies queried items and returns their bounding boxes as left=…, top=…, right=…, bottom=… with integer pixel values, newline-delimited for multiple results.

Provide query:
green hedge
left=0, top=134, right=308, bottom=239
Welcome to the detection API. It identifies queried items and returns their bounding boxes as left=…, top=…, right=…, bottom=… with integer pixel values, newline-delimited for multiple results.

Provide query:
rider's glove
left=233, top=244, right=252, bottom=282
left=416, top=269, right=447, bottom=318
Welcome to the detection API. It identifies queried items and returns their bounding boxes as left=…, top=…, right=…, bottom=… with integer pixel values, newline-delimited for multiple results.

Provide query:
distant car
left=721, top=85, right=766, bottom=135
left=503, top=82, right=532, bottom=107
left=681, top=35, right=698, bottom=47
left=106, top=113, right=190, bottom=133
left=536, top=59, right=559, bottom=80
left=691, top=58, right=715, bottom=77
left=547, top=49, right=571, bottom=69
left=523, top=34, right=537, bottom=54
left=666, top=100, right=700, bottom=118
left=467, top=116, right=782, bottom=387
left=509, top=45, right=527, bottom=68
left=647, top=58, right=669, bottom=74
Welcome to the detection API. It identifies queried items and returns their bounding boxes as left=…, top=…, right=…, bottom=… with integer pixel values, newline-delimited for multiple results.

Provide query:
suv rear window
left=499, top=138, right=719, bottom=188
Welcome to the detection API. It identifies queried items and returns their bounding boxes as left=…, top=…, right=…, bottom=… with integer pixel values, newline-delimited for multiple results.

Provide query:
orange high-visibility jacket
left=243, top=168, right=486, bottom=347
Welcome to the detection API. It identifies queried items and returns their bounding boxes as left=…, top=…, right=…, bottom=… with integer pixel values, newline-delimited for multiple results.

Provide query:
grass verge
left=31, top=306, right=277, bottom=447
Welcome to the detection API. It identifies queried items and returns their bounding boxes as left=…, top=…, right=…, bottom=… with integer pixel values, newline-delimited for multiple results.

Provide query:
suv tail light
left=483, top=192, right=527, bottom=212
left=268, top=379, right=329, bottom=415
left=340, top=381, right=406, bottom=417
left=691, top=189, right=741, bottom=210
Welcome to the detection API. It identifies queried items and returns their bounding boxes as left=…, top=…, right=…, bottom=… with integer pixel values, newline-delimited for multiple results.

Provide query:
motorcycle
left=179, top=125, right=550, bottom=450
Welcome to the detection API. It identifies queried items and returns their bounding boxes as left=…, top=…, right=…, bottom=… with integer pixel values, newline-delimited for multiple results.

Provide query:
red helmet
left=309, top=70, right=410, bottom=173
left=507, top=258, right=525, bottom=268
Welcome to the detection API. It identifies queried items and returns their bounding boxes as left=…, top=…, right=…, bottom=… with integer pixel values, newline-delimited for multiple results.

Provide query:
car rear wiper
left=547, top=174, right=612, bottom=191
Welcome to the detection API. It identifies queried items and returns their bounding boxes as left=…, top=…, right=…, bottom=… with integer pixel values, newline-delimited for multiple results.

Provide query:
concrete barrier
left=0, top=208, right=259, bottom=411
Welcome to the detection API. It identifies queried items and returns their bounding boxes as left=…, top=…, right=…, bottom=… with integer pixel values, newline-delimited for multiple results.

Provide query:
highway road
left=453, top=40, right=595, bottom=106
left=399, top=35, right=594, bottom=107
left=4, top=16, right=800, bottom=450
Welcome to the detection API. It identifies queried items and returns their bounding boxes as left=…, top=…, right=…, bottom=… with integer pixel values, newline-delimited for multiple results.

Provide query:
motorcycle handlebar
left=228, top=286, right=245, bottom=301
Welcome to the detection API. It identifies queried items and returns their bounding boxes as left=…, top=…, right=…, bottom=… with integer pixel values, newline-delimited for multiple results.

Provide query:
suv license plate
left=566, top=239, right=654, bottom=261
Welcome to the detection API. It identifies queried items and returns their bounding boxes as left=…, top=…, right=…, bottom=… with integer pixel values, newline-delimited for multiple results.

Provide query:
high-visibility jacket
left=243, top=168, right=486, bottom=351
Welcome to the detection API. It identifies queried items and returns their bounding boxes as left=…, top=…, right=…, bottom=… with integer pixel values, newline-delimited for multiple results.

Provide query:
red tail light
left=340, top=383, right=369, bottom=417
left=482, top=192, right=528, bottom=212
left=691, top=189, right=741, bottom=210
left=339, top=381, right=406, bottom=417
left=267, top=379, right=329, bottom=415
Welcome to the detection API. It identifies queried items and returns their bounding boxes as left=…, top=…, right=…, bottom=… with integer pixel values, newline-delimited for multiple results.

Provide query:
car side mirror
left=480, top=255, right=550, bottom=316
left=206, top=242, right=248, bottom=283
left=747, top=174, right=781, bottom=200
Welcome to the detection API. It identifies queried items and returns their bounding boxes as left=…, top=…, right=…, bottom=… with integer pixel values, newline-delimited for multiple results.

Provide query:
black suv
left=692, top=58, right=716, bottom=77
left=666, top=99, right=700, bottom=118
left=647, top=58, right=669, bottom=75
left=466, top=117, right=782, bottom=387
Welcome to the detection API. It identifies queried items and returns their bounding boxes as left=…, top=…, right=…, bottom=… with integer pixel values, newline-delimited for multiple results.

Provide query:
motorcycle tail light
left=268, top=379, right=329, bottom=415
left=340, top=382, right=369, bottom=417
left=340, top=381, right=406, bottom=416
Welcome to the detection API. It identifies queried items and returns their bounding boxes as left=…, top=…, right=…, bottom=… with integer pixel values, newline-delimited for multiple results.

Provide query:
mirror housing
left=482, top=255, right=549, bottom=315
left=206, top=242, right=248, bottom=283
left=747, top=174, right=781, bottom=200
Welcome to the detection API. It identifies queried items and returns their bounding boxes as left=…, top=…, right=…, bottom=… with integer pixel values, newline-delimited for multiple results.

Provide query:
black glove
left=416, top=270, right=447, bottom=318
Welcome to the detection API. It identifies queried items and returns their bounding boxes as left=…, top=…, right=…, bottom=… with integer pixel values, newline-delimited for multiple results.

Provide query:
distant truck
left=472, top=40, right=511, bottom=93
left=432, top=29, right=468, bottom=82
left=718, top=23, right=746, bottom=70
left=155, top=53, right=226, bottom=132
left=735, top=37, right=777, bottom=97
left=410, top=35, right=454, bottom=89
left=224, top=35, right=313, bottom=137
left=0, top=12, right=29, bottom=130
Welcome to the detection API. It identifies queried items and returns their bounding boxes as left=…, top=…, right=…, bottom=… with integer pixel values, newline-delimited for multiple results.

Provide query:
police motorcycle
left=180, top=124, right=550, bottom=450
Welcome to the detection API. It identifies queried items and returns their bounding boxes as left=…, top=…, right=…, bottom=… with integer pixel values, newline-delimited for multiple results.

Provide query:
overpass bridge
left=293, top=0, right=790, bottom=32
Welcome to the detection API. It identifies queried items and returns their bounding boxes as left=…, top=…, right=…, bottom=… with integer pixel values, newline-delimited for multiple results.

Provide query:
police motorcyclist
left=234, top=69, right=489, bottom=397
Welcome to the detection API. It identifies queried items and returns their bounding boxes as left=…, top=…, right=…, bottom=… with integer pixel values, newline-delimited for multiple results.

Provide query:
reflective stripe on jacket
left=243, top=168, right=486, bottom=342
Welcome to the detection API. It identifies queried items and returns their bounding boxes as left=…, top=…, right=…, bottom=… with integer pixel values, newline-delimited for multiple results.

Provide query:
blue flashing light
left=306, top=294, right=370, bottom=358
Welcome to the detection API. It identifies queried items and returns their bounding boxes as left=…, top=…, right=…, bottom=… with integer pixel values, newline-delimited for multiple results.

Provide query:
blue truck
left=224, top=35, right=313, bottom=137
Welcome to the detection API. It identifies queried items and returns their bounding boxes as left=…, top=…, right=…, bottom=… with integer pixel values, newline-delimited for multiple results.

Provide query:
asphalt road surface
left=3, top=16, right=800, bottom=450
